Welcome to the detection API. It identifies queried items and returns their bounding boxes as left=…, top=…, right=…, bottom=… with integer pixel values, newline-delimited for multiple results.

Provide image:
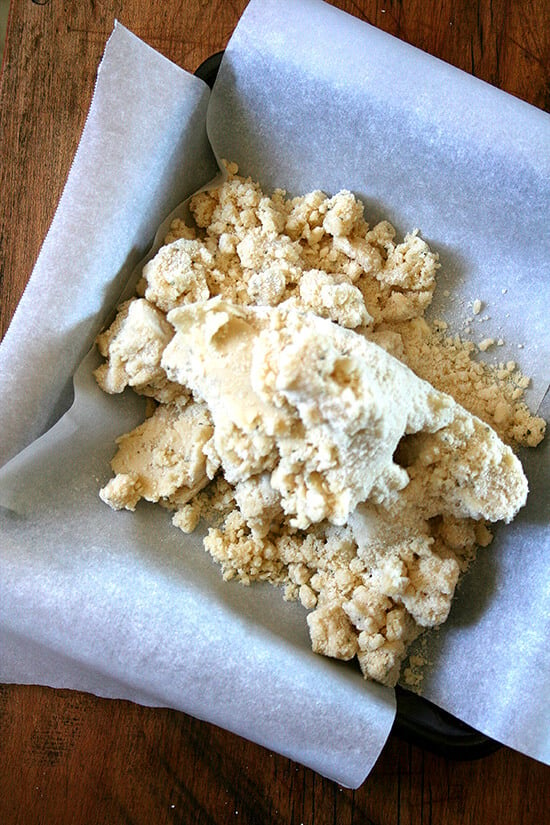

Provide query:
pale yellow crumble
left=95, top=162, right=545, bottom=687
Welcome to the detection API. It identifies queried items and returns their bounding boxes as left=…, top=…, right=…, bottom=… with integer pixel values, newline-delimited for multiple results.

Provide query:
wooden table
left=1, top=1, right=549, bottom=823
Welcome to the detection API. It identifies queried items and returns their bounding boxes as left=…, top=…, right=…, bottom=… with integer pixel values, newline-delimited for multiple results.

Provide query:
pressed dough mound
left=95, top=164, right=543, bottom=687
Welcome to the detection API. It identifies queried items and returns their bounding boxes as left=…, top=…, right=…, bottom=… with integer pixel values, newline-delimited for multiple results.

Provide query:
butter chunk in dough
left=100, top=401, right=213, bottom=511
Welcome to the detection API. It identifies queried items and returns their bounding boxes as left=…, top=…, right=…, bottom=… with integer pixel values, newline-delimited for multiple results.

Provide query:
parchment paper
left=206, top=0, right=550, bottom=763
left=1, top=0, right=549, bottom=787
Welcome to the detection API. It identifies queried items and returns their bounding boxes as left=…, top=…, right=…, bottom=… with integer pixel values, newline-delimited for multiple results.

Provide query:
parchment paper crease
left=1, top=0, right=549, bottom=786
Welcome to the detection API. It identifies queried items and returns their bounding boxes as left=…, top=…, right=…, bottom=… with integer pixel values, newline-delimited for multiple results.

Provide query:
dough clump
left=95, top=163, right=544, bottom=686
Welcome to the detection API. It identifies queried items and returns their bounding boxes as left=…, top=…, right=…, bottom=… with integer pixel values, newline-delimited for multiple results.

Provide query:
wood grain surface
left=0, top=1, right=549, bottom=823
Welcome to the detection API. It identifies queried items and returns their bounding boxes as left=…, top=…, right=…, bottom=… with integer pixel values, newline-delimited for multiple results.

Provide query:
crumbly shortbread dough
left=162, top=299, right=526, bottom=530
left=100, top=400, right=213, bottom=510
left=95, top=163, right=545, bottom=687
left=95, top=298, right=183, bottom=403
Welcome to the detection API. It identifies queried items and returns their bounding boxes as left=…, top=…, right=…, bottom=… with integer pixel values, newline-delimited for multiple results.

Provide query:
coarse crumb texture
left=95, top=162, right=545, bottom=687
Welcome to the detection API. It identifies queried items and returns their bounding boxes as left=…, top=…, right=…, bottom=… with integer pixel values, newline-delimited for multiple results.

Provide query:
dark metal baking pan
left=193, top=49, right=500, bottom=761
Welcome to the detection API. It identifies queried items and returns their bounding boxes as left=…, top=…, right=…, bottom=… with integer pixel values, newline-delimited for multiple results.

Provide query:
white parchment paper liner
left=0, top=0, right=549, bottom=786
left=0, top=16, right=395, bottom=789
